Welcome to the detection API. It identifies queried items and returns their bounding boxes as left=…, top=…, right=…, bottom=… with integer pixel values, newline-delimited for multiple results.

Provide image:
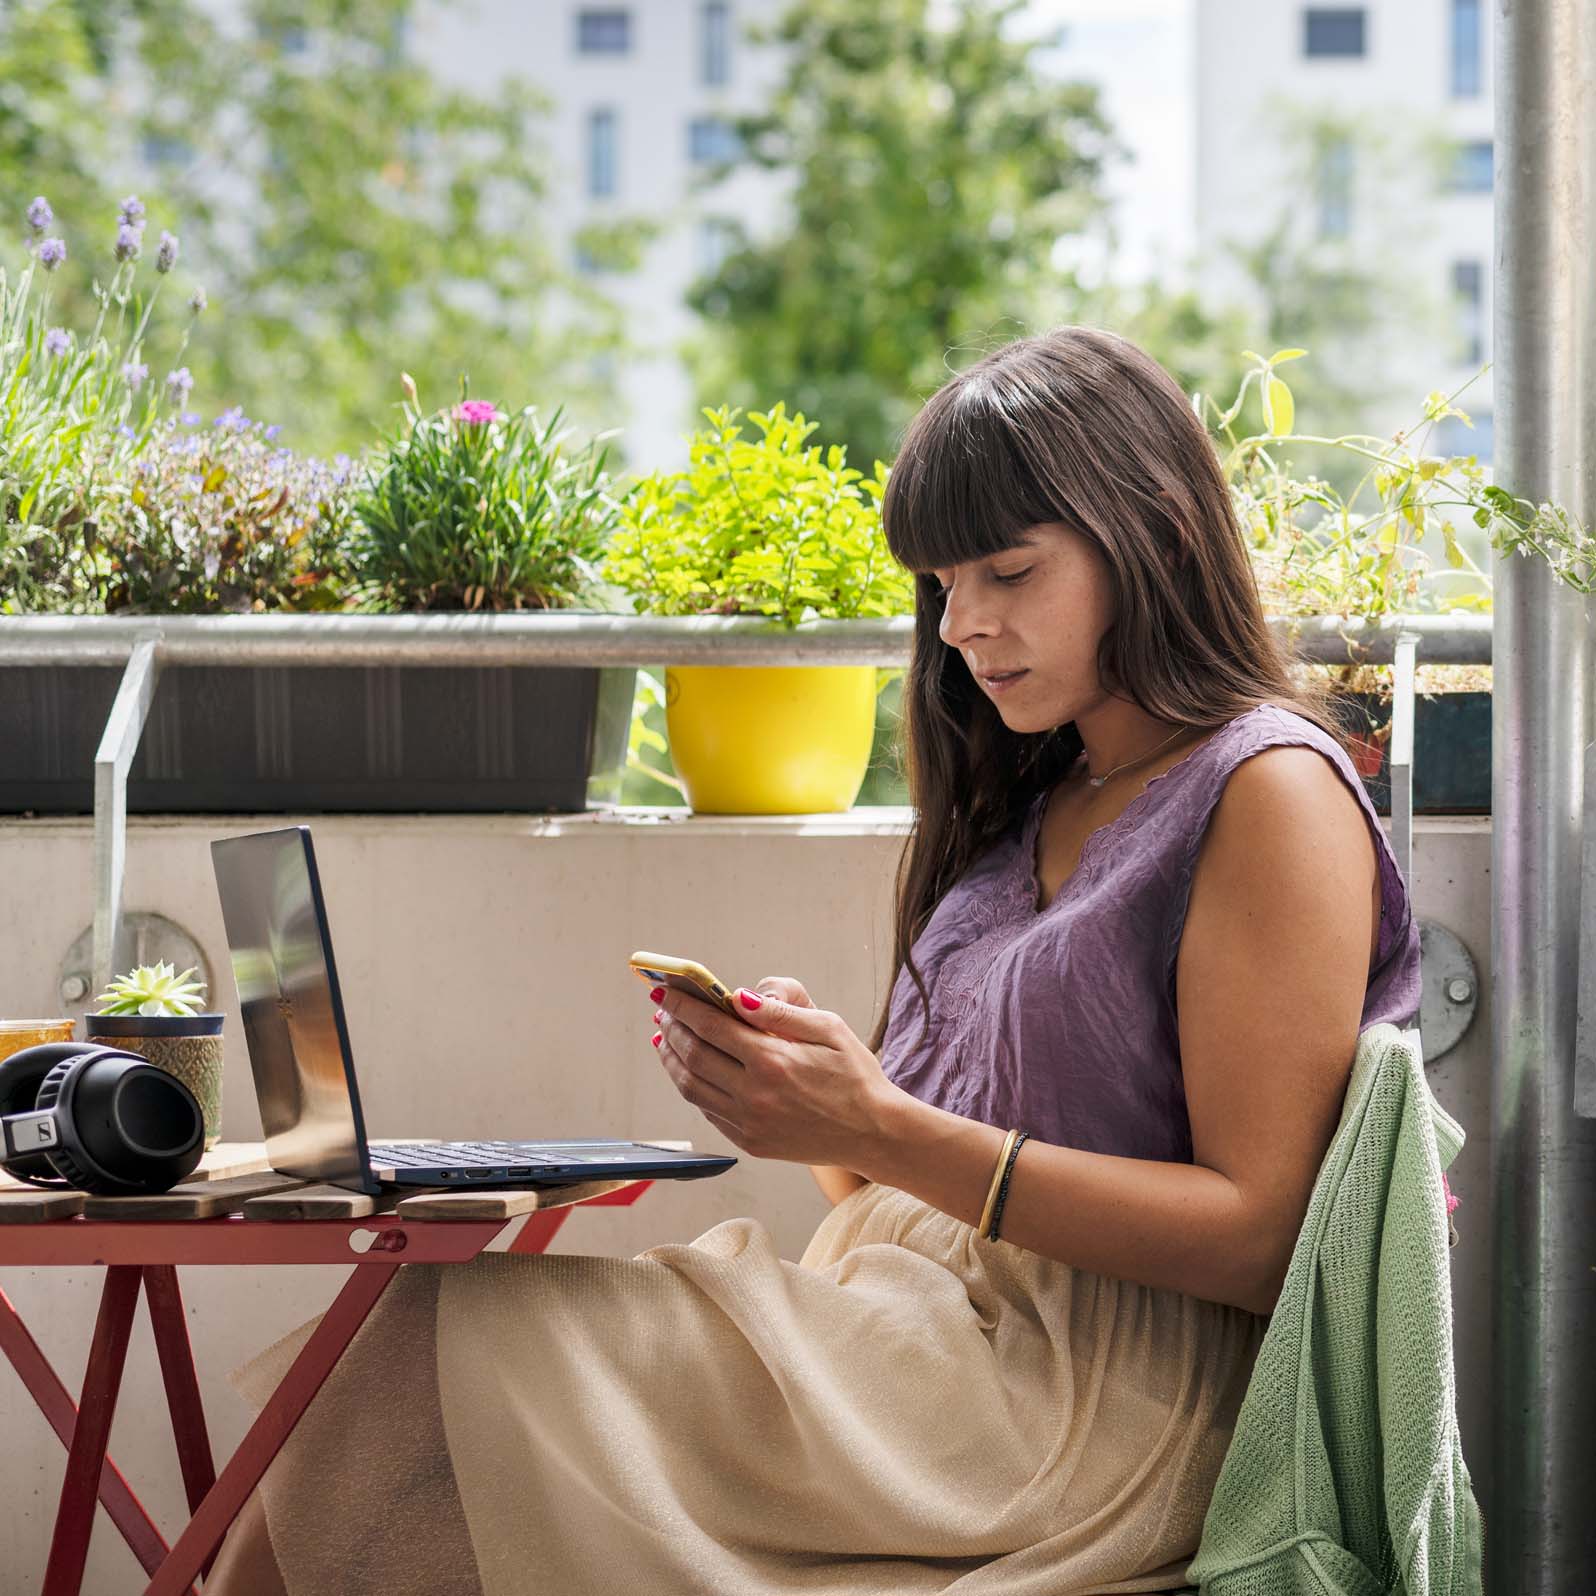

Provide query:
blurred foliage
left=685, top=0, right=1119, bottom=466
left=0, top=0, right=643, bottom=455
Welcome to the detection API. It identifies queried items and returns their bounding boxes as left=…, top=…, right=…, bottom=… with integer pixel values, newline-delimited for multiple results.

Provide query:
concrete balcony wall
left=0, top=811, right=1492, bottom=1591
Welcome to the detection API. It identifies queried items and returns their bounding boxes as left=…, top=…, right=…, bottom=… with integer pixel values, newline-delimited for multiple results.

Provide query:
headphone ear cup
left=0, top=1044, right=86, bottom=1187
left=41, top=1051, right=203, bottom=1196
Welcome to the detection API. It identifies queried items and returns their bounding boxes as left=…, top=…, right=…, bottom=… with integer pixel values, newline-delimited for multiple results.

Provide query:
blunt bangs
left=882, top=372, right=1062, bottom=581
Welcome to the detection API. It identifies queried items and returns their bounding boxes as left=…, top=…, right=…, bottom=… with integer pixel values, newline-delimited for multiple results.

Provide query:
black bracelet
left=985, top=1130, right=1028, bottom=1241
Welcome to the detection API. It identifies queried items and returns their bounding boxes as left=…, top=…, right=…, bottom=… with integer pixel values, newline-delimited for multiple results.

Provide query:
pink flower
left=1441, top=1172, right=1460, bottom=1215
left=453, top=400, right=503, bottom=426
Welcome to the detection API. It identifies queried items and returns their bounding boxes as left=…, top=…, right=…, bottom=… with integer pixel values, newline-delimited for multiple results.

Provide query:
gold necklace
left=1084, top=726, right=1186, bottom=788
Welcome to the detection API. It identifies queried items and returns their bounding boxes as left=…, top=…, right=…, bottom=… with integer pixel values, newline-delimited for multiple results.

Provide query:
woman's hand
left=648, top=977, right=904, bottom=1169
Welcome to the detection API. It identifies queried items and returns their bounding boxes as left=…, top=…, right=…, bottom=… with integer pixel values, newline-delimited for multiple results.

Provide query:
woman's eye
left=931, top=567, right=1031, bottom=600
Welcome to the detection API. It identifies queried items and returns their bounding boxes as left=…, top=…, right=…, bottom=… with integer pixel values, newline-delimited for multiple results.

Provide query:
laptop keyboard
left=369, top=1141, right=563, bottom=1168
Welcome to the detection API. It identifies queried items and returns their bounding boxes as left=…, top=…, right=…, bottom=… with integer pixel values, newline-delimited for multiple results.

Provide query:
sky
left=1027, top=0, right=1197, bottom=286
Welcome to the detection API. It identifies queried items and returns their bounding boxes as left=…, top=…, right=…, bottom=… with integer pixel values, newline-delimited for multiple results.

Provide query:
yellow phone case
left=629, top=951, right=741, bottom=1016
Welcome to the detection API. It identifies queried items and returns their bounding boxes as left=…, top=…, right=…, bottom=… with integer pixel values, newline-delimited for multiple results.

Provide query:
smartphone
left=629, top=951, right=742, bottom=1017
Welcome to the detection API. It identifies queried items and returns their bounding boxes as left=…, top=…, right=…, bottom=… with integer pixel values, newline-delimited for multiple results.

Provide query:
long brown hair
left=869, top=325, right=1349, bottom=1053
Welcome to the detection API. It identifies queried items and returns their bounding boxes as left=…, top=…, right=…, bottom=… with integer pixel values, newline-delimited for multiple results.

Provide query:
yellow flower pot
left=665, top=665, right=879, bottom=814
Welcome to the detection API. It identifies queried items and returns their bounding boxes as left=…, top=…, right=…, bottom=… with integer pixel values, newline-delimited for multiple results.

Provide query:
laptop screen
left=210, top=827, right=377, bottom=1193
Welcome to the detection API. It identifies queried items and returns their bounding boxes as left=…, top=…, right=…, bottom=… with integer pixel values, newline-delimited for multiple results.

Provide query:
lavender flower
left=215, top=406, right=249, bottom=432
left=119, top=195, right=146, bottom=228
left=117, top=424, right=136, bottom=439
left=165, top=366, right=194, bottom=402
left=114, top=222, right=143, bottom=263
left=188, top=286, right=207, bottom=313
left=122, top=361, right=150, bottom=391
left=265, top=424, right=282, bottom=440
left=38, top=237, right=66, bottom=271
left=180, top=410, right=201, bottom=426
left=155, top=230, right=179, bottom=273
left=44, top=327, right=70, bottom=357
left=26, top=197, right=53, bottom=233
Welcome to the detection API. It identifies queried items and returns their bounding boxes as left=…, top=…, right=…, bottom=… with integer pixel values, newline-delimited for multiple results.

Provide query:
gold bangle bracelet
left=978, top=1128, right=1020, bottom=1239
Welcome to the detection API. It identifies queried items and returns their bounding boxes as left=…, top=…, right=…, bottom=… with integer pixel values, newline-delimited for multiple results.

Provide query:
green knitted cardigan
left=1181, top=1022, right=1484, bottom=1596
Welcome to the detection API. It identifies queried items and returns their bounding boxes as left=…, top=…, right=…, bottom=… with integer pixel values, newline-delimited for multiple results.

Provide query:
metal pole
left=1492, top=0, right=1596, bottom=1587
left=92, top=637, right=162, bottom=997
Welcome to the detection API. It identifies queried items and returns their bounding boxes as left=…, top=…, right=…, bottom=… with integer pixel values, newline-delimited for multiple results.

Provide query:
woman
left=210, top=327, right=1418, bottom=1595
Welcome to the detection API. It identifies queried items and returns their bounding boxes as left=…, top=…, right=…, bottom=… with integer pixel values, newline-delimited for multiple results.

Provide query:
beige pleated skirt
left=207, top=1181, right=1265, bottom=1596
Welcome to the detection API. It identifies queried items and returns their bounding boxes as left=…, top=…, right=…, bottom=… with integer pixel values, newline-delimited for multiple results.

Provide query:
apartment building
left=1195, top=1, right=1494, bottom=455
left=415, top=1, right=788, bottom=469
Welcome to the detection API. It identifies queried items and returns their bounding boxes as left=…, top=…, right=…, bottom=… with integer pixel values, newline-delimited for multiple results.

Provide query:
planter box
left=1332, top=691, right=1490, bottom=815
left=0, top=662, right=636, bottom=814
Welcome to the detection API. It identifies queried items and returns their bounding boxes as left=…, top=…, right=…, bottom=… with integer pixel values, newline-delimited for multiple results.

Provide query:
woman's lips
left=980, top=669, right=1028, bottom=693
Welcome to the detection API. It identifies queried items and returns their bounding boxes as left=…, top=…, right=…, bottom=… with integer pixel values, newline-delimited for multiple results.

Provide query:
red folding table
left=0, top=1150, right=667, bottom=1596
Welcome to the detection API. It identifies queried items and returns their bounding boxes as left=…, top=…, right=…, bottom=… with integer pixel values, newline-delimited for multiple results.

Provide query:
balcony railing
left=0, top=611, right=1491, bottom=998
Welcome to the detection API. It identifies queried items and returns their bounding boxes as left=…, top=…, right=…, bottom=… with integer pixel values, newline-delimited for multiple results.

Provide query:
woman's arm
left=858, top=748, right=1378, bottom=1316
left=809, top=1164, right=869, bottom=1205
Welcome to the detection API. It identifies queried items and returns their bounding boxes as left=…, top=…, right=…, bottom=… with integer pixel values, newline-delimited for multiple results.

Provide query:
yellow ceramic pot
left=665, top=665, right=879, bottom=814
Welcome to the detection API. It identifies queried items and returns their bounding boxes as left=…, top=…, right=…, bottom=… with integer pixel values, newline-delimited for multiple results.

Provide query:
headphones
left=0, top=1042, right=204, bottom=1195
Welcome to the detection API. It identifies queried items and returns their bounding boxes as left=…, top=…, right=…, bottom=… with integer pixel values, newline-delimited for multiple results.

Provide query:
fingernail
left=738, top=989, right=763, bottom=1010
left=651, top=1032, right=662, bottom=1048
left=649, top=986, right=665, bottom=1003
left=653, top=1008, right=663, bottom=1022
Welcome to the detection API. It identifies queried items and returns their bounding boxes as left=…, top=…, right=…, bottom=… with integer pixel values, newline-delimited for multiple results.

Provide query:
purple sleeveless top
left=878, top=704, right=1421, bottom=1164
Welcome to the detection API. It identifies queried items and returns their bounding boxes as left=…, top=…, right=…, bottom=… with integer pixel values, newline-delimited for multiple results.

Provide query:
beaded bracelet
left=984, top=1131, right=1029, bottom=1242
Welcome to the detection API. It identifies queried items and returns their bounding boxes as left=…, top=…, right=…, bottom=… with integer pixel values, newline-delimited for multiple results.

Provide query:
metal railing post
left=91, top=635, right=162, bottom=997
left=1388, top=631, right=1421, bottom=1054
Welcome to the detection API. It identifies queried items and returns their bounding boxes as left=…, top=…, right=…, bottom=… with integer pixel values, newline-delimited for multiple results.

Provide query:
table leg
left=142, top=1261, right=401, bottom=1596
left=43, top=1265, right=143, bottom=1596
left=142, top=1267, right=218, bottom=1573
left=0, top=1280, right=173, bottom=1580
left=508, top=1205, right=572, bottom=1254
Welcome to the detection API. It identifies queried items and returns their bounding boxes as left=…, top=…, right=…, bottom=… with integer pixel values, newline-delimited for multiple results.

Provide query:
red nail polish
left=653, top=1008, right=663, bottom=1022
left=738, top=989, right=763, bottom=1010
left=651, top=1032, right=662, bottom=1048
left=649, top=986, right=665, bottom=1002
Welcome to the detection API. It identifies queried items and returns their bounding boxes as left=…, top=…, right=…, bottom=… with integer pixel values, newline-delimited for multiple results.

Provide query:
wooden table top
left=0, top=1141, right=693, bottom=1225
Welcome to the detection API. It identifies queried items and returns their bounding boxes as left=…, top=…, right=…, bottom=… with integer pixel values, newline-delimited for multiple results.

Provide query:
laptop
left=210, top=825, right=736, bottom=1195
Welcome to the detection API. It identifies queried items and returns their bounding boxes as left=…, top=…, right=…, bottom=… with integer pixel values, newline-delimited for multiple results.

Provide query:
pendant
left=1088, top=774, right=1107, bottom=788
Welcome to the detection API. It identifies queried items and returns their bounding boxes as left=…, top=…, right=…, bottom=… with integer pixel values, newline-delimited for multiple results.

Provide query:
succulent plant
left=94, top=961, right=208, bottom=1017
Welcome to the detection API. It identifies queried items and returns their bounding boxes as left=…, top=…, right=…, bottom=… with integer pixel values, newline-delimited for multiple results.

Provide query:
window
left=1304, top=8, right=1366, bottom=58
left=1449, top=139, right=1493, bottom=192
left=701, top=2, right=732, bottom=86
left=1452, top=260, right=1484, bottom=365
left=688, top=116, right=742, bottom=166
left=1317, top=137, right=1354, bottom=239
left=577, top=9, right=630, bottom=54
left=1451, top=0, right=1482, bottom=96
left=587, top=109, right=619, bottom=198
left=697, top=217, right=740, bottom=276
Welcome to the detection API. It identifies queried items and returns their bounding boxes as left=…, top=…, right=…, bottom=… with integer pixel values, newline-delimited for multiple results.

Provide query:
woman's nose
left=938, top=588, right=995, bottom=648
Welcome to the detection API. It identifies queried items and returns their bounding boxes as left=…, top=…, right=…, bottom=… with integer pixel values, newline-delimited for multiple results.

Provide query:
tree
left=686, top=0, right=1118, bottom=467
left=0, top=0, right=644, bottom=454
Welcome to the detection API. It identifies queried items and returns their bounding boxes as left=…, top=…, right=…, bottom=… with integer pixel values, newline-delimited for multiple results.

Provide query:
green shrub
left=348, top=382, right=624, bottom=611
left=1, top=194, right=205, bottom=612
left=88, top=410, right=356, bottom=612
left=601, top=404, right=911, bottom=624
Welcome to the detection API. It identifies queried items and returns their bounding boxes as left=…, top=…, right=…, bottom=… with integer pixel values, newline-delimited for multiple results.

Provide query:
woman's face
left=930, top=522, right=1116, bottom=736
